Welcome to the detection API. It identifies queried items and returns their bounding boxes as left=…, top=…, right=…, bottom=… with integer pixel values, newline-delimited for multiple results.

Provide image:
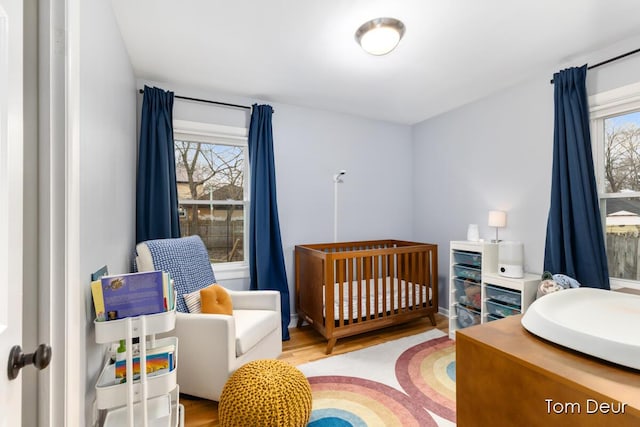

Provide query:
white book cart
left=94, top=309, right=184, bottom=427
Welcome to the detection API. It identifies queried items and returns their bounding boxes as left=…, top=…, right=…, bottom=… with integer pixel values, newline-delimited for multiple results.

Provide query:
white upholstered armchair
left=135, top=235, right=282, bottom=401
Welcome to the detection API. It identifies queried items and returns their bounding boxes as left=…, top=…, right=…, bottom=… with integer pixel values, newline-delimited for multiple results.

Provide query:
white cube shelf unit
left=449, top=241, right=497, bottom=339
left=449, top=240, right=541, bottom=339
left=482, top=272, right=540, bottom=322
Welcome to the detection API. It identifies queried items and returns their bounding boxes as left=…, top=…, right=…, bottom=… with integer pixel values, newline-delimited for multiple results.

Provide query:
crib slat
left=382, top=252, right=388, bottom=317
left=396, top=252, right=401, bottom=311
left=390, top=253, right=396, bottom=313
left=362, top=255, right=373, bottom=320
left=411, top=253, right=422, bottom=308
left=395, top=252, right=400, bottom=312
left=348, top=256, right=354, bottom=323
left=408, top=253, right=412, bottom=309
left=364, top=256, right=371, bottom=320
left=337, top=258, right=345, bottom=328
left=398, top=252, right=403, bottom=312
left=373, top=254, right=379, bottom=319
left=418, top=250, right=424, bottom=307
left=410, top=252, right=414, bottom=310
left=406, top=251, right=412, bottom=310
left=350, top=257, right=362, bottom=322
left=401, top=252, right=406, bottom=312
left=423, top=249, right=428, bottom=305
left=359, top=256, right=363, bottom=321
left=402, top=254, right=411, bottom=311
left=424, top=248, right=429, bottom=305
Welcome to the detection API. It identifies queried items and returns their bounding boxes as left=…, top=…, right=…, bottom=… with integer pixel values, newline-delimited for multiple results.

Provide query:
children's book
left=100, top=271, right=165, bottom=320
left=162, top=273, right=174, bottom=311
left=91, top=280, right=106, bottom=321
left=114, top=344, right=175, bottom=382
left=90, top=265, right=109, bottom=321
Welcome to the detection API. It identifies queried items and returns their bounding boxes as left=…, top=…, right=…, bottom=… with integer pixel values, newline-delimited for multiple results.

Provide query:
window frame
left=173, top=120, right=250, bottom=278
left=589, top=81, right=640, bottom=290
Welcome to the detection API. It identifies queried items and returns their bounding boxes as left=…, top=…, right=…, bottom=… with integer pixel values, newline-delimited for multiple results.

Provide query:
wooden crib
left=295, top=240, right=438, bottom=354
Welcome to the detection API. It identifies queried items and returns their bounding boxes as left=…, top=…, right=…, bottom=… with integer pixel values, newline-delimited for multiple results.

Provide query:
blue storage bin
left=454, top=278, right=481, bottom=309
left=487, top=314, right=503, bottom=322
left=453, top=264, right=481, bottom=282
left=486, top=300, right=521, bottom=318
left=455, top=304, right=481, bottom=329
left=453, top=250, right=482, bottom=267
left=485, top=284, right=522, bottom=307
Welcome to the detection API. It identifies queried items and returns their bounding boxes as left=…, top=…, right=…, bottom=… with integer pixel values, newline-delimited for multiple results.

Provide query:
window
left=591, top=83, right=640, bottom=288
left=173, top=121, right=249, bottom=266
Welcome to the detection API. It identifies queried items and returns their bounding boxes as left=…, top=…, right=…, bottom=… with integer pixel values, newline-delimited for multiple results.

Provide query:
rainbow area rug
left=297, top=329, right=456, bottom=427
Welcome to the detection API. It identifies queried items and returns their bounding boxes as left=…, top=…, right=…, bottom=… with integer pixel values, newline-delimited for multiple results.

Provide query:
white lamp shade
left=488, top=210, right=507, bottom=228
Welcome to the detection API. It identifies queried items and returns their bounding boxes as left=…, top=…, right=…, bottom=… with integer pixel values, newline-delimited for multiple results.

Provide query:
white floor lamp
left=333, top=170, right=346, bottom=242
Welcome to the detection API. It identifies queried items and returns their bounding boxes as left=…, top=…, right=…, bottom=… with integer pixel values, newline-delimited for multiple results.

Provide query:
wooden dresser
left=456, top=315, right=640, bottom=427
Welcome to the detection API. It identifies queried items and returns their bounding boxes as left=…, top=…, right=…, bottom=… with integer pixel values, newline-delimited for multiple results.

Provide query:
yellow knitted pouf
left=219, top=359, right=312, bottom=427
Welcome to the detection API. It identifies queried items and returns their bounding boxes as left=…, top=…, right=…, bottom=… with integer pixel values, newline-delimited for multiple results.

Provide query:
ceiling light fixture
left=355, top=17, right=406, bottom=56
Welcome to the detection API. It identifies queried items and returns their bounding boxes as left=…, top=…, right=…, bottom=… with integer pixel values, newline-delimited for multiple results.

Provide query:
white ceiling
left=110, top=0, right=640, bottom=124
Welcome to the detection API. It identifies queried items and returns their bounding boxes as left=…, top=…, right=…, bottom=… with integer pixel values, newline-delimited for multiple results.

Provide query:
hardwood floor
left=180, top=313, right=449, bottom=427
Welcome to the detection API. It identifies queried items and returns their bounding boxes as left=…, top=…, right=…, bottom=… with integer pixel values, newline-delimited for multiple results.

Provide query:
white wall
left=137, top=79, right=414, bottom=319
left=412, top=35, right=640, bottom=311
left=79, top=1, right=136, bottom=424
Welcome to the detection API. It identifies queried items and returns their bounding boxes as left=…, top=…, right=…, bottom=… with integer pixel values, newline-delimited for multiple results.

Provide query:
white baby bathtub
left=521, top=287, right=640, bottom=370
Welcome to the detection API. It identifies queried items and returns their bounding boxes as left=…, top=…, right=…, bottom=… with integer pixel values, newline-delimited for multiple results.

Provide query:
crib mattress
left=323, top=278, right=431, bottom=320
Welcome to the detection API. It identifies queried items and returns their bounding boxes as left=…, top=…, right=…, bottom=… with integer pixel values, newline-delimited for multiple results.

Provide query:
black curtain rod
left=137, top=89, right=251, bottom=110
left=550, top=47, right=640, bottom=84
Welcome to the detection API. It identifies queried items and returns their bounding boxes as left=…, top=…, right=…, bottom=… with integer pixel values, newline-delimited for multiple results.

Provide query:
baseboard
left=288, top=313, right=300, bottom=329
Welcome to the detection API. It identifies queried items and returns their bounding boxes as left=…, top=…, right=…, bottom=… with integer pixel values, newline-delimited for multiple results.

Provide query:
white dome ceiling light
left=355, top=17, right=406, bottom=56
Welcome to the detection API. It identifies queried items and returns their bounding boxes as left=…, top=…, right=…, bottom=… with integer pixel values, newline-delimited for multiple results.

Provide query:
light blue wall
left=272, top=102, right=414, bottom=316
left=412, top=74, right=553, bottom=309
left=412, top=35, right=640, bottom=311
left=80, top=2, right=137, bottom=424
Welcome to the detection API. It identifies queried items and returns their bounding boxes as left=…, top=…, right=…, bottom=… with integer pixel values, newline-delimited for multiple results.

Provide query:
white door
left=0, top=0, right=23, bottom=424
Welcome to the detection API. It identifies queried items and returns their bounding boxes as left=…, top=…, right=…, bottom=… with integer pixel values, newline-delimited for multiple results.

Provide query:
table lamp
left=488, top=210, right=507, bottom=242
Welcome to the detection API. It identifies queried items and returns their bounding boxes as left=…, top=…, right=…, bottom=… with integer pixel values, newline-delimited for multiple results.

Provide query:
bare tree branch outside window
left=602, top=111, right=640, bottom=281
left=174, top=139, right=245, bottom=263
left=604, top=115, right=640, bottom=193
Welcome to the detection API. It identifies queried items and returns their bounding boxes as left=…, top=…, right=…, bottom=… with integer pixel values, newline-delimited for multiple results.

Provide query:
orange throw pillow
left=200, top=284, right=233, bottom=315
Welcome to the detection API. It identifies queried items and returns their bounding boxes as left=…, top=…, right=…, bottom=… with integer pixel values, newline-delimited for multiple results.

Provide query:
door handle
left=7, top=344, right=52, bottom=380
